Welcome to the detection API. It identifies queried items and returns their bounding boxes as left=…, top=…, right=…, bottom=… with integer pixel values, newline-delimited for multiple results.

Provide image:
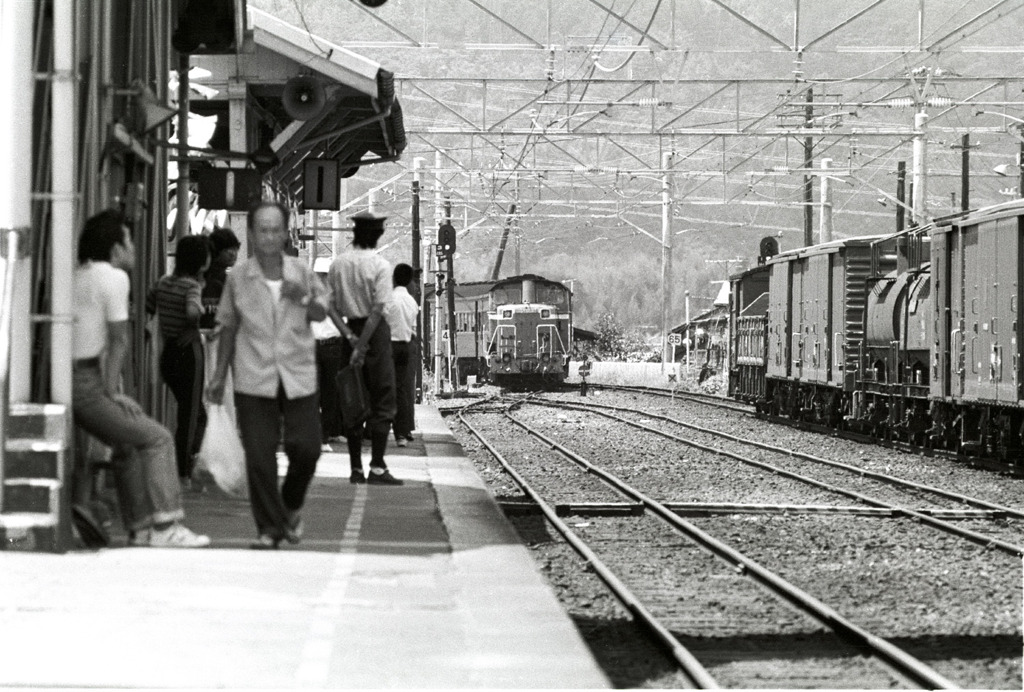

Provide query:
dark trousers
left=234, top=384, right=321, bottom=540
left=341, top=318, right=395, bottom=469
left=316, top=338, right=344, bottom=440
left=392, top=340, right=413, bottom=440
left=159, top=338, right=207, bottom=479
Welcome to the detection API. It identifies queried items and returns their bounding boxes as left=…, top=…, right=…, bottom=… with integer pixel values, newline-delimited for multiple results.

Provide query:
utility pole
left=433, top=150, right=443, bottom=396
left=803, top=87, right=814, bottom=247
left=1017, top=138, right=1024, bottom=200
left=444, top=198, right=458, bottom=389
left=912, top=111, right=929, bottom=226
left=819, top=158, right=833, bottom=243
left=411, top=157, right=423, bottom=403
left=684, top=290, right=691, bottom=372
left=957, top=134, right=970, bottom=212
left=512, top=173, right=521, bottom=275
left=661, top=151, right=673, bottom=370
left=896, top=161, right=906, bottom=233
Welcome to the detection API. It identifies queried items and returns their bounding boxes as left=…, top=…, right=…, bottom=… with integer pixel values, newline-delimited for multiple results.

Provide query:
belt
left=73, top=356, right=101, bottom=370
left=318, top=337, right=342, bottom=346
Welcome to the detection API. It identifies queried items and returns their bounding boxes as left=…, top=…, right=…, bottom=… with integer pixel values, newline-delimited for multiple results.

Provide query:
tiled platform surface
left=0, top=404, right=610, bottom=689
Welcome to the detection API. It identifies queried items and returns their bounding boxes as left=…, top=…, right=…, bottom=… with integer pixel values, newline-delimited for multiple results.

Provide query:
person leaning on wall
left=72, top=209, right=210, bottom=548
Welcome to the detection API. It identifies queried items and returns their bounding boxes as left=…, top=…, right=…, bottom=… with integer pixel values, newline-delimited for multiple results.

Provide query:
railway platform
left=0, top=404, right=610, bottom=689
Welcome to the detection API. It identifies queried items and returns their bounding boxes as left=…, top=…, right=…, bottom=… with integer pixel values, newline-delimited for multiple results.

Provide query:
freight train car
left=729, top=198, right=1024, bottom=464
left=928, top=202, right=1024, bottom=458
left=486, top=274, right=573, bottom=387
left=728, top=237, right=775, bottom=408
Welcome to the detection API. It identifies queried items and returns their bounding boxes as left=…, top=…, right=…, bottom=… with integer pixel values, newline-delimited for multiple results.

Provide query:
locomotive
left=728, top=199, right=1024, bottom=463
left=485, top=274, right=573, bottom=387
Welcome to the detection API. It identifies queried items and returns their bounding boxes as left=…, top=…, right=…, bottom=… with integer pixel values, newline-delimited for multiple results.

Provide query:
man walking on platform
left=384, top=263, right=418, bottom=447
left=326, top=211, right=402, bottom=485
left=206, top=201, right=329, bottom=549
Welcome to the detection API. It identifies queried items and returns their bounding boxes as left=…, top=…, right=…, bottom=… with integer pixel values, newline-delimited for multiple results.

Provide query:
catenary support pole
left=661, top=151, right=673, bottom=371
left=411, top=157, right=423, bottom=403
left=819, top=158, right=833, bottom=243
left=912, top=111, right=929, bottom=226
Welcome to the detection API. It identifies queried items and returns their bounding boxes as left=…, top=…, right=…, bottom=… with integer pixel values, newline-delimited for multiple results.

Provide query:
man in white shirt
left=325, top=211, right=401, bottom=485
left=312, top=261, right=344, bottom=446
left=383, top=263, right=419, bottom=446
left=72, top=209, right=209, bottom=548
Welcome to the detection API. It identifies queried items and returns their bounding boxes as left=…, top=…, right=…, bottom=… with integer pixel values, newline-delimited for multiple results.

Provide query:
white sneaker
left=149, top=523, right=211, bottom=548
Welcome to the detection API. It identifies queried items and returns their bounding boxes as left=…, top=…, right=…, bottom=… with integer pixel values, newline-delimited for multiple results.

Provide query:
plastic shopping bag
left=196, top=405, right=248, bottom=498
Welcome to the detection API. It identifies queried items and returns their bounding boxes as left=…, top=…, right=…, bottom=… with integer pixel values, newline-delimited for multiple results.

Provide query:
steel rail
left=456, top=399, right=720, bottom=689
left=494, top=404, right=959, bottom=690
left=593, top=383, right=1020, bottom=475
left=548, top=396, right=1024, bottom=521
left=591, top=383, right=751, bottom=412
left=529, top=398, right=1024, bottom=557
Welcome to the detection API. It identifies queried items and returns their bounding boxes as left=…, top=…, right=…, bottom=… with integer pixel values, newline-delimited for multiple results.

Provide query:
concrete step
left=2, top=403, right=71, bottom=552
left=0, top=512, right=61, bottom=551
left=2, top=478, right=61, bottom=514
left=8, top=403, right=67, bottom=441
left=3, top=439, right=64, bottom=479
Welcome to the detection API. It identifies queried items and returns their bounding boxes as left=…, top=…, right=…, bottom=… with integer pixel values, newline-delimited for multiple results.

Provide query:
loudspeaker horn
left=282, top=76, right=327, bottom=121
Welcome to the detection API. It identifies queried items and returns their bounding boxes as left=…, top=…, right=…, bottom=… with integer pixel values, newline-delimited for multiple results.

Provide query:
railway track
left=529, top=395, right=1024, bottom=556
left=453, top=395, right=1015, bottom=689
left=588, top=382, right=1024, bottom=477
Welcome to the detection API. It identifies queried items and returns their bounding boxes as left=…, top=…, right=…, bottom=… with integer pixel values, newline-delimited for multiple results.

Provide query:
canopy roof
left=193, top=7, right=406, bottom=202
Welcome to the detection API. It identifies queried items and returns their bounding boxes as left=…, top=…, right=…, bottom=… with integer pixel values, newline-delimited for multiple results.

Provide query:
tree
left=593, top=312, right=659, bottom=362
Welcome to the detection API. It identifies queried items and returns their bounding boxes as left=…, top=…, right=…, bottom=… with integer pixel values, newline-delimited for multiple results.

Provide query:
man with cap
left=201, top=226, right=241, bottom=329
left=325, top=211, right=402, bottom=485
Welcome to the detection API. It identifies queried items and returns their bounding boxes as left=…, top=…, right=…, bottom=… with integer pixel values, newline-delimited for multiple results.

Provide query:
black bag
left=336, top=364, right=371, bottom=433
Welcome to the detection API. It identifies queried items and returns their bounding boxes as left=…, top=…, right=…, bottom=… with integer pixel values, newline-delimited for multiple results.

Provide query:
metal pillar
left=803, top=87, right=814, bottom=247
left=660, top=151, right=673, bottom=369
left=175, top=54, right=191, bottom=245
left=411, top=157, right=423, bottom=403
left=432, top=150, right=443, bottom=395
left=49, top=0, right=76, bottom=407
left=819, top=158, right=833, bottom=243
left=912, top=111, right=929, bottom=226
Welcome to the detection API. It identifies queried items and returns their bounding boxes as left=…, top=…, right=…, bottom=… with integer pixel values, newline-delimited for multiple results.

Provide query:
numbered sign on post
left=302, top=159, right=340, bottom=210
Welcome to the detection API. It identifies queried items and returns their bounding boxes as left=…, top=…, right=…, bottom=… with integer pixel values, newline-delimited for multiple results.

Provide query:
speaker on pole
left=282, top=76, right=327, bottom=121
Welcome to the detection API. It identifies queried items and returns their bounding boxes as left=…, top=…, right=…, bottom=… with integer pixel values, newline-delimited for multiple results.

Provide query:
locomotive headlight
left=540, top=353, right=551, bottom=362
left=502, top=352, right=513, bottom=363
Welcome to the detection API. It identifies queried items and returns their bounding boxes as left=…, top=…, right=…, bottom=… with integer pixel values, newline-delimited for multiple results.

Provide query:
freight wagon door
left=962, top=225, right=983, bottom=400
left=766, top=260, right=792, bottom=380
left=803, top=253, right=830, bottom=383
left=987, top=216, right=1019, bottom=403
left=786, top=260, right=802, bottom=380
left=930, top=230, right=952, bottom=399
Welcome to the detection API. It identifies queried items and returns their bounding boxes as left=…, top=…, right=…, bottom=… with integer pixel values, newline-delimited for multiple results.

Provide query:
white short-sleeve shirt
left=72, top=261, right=130, bottom=360
left=327, top=248, right=393, bottom=318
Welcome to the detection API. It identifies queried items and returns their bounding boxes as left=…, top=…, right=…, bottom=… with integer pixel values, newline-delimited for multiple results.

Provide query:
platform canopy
left=191, top=7, right=406, bottom=203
